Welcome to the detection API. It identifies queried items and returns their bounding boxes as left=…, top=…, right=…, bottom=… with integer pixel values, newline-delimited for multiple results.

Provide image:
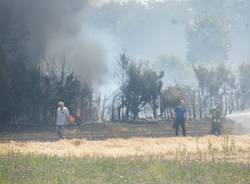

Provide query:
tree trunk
left=118, top=106, right=121, bottom=120
left=192, top=90, right=196, bottom=119
left=121, top=96, right=124, bottom=120
left=111, top=97, right=115, bottom=121
left=152, top=99, right=157, bottom=119
left=199, top=91, right=203, bottom=119
left=125, top=106, right=129, bottom=120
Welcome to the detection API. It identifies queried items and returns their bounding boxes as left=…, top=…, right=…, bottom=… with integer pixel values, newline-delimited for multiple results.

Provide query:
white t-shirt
left=56, top=107, right=69, bottom=125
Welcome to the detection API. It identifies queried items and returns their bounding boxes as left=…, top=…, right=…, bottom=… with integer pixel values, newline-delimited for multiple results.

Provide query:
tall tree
left=193, top=64, right=235, bottom=116
left=122, top=62, right=143, bottom=119
left=116, top=53, right=129, bottom=120
left=121, top=61, right=163, bottom=120
left=141, top=68, right=163, bottom=119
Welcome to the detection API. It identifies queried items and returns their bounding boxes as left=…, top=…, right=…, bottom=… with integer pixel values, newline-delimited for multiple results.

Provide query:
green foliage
left=1, top=152, right=250, bottom=184
left=0, top=46, right=91, bottom=127
left=193, top=64, right=235, bottom=99
left=161, top=86, right=186, bottom=109
left=122, top=62, right=144, bottom=119
left=192, top=64, right=236, bottom=117
left=160, top=86, right=187, bottom=118
left=141, top=68, right=163, bottom=118
left=121, top=60, right=163, bottom=119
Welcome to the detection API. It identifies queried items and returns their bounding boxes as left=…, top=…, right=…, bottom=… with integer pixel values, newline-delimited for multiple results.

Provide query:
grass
left=1, top=134, right=250, bottom=160
left=0, top=152, right=250, bottom=184
left=0, top=134, right=250, bottom=183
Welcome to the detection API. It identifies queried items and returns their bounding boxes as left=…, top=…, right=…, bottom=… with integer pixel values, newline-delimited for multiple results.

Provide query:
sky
left=85, top=0, right=250, bottom=96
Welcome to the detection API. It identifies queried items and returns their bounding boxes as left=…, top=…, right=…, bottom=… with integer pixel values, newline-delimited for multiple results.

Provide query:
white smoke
left=226, top=112, right=250, bottom=129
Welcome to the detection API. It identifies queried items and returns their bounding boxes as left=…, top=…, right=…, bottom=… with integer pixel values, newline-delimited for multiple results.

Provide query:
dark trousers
left=211, top=122, right=221, bottom=135
left=175, top=118, right=186, bottom=136
left=56, top=125, right=65, bottom=139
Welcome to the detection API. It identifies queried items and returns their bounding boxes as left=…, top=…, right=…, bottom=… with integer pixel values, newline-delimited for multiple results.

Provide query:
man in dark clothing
left=210, top=104, right=223, bottom=135
left=174, top=100, right=187, bottom=136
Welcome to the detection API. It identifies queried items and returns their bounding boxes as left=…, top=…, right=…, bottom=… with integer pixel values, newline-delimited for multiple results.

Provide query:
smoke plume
left=0, top=0, right=107, bottom=84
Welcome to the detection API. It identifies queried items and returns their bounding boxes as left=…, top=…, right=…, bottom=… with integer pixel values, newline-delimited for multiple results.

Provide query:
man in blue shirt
left=174, top=100, right=187, bottom=136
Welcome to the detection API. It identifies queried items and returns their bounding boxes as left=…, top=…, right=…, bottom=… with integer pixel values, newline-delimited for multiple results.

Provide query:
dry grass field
left=1, top=134, right=250, bottom=184
left=1, top=121, right=250, bottom=183
left=1, top=134, right=250, bottom=163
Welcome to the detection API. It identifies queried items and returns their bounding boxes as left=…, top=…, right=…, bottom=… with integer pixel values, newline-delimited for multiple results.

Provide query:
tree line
left=1, top=48, right=250, bottom=127
left=0, top=46, right=93, bottom=128
left=111, top=53, right=250, bottom=121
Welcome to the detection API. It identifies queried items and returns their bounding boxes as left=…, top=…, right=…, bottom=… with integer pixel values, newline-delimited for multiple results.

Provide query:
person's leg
left=217, top=123, right=221, bottom=135
left=215, top=123, right=221, bottom=135
left=56, top=125, right=60, bottom=138
left=175, top=119, right=179, bottom=136
left=56, top=125, right=63, bottom=139
left=181, top=119, right=186, bottom=136
left=214, top=123, right=218, bottom=135
left=60, top=125, right=65, bottom=139
left=211, top=121, right=215, bottom=134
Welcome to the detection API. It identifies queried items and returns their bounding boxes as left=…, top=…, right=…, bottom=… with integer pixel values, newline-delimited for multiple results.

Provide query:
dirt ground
left=0, top=119, right=238, bottom=141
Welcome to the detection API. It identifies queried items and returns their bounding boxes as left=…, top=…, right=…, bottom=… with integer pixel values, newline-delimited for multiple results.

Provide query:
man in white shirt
left=56, top=101, right=69, bottom=139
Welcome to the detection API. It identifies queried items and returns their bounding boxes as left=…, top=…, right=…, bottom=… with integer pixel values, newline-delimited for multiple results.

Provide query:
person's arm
left=173, top=107, right=177, bottom=119
left=184, top=107, right=187, bottom=120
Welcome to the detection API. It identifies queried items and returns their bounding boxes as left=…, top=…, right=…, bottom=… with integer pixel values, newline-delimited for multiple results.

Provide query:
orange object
left=68, top=115, right=75, bottom=123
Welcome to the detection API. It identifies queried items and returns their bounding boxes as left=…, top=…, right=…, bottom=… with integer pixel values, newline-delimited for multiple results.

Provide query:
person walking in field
left=56, top=101, right=69, bottom=139
left=174, top=100, right=187, bottom=136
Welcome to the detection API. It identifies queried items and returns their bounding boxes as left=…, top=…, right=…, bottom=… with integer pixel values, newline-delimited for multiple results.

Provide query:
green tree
left=121, top=61, right=163, bottom=120
left=193, top=64, right=235, bottom=117
left=116, top=53, right=129, bottom=120
left=160, top=86, right=186, bottom=118
left=141, top=68, right=163, bottom=119
left=122, top=62, right=143, bottom=119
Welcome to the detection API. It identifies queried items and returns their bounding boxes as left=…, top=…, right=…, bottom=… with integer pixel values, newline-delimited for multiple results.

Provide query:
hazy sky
left=86, top=0, right=250, bottom=95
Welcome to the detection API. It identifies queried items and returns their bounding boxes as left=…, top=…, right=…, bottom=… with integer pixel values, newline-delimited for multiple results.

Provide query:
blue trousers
left=175, top=118, right=186, bottom=136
